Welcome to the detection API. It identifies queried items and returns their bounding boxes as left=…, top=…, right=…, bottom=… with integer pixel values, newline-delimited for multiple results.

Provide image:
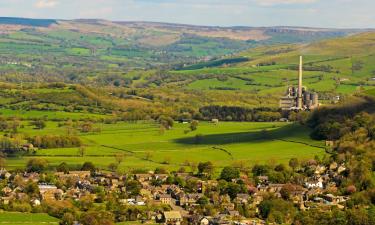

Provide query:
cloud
left=0, top=0, right=373, bottom=28
left=35, top=0, right=59, bottom=9
left=254, top=0, right=318, bottom=6
left=79, top=7, right=113, bottom=18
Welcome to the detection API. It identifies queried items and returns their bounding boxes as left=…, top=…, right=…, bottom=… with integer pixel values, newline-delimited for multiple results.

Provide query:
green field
left=0, top=212, right=59, bottom=224
left=0, top=109, right=108, bottom=120
left=5, top=121, right=325, bottom=172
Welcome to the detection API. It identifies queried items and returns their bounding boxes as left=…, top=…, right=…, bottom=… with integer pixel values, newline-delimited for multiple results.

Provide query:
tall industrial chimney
left=297, top=56, right=303, bottom=109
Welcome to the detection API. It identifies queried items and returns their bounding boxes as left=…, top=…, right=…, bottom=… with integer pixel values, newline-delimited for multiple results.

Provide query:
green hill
left=0, top=17, right=369, bottom=84
left=172, top=32, right=375, bottom=96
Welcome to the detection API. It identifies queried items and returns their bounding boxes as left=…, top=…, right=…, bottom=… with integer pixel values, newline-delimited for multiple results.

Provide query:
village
left=0, top=157, right=352, bottom=225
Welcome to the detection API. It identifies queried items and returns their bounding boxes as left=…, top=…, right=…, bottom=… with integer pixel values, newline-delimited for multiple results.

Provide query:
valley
left=0, top=15, right=374, bottom=225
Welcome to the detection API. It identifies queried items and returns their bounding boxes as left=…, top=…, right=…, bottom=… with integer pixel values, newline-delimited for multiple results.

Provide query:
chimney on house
left=297, top=56, right=303, bottom=109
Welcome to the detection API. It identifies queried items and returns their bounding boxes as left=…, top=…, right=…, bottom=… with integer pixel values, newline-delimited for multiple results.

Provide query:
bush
left=26, top=158, right=48, bottom=172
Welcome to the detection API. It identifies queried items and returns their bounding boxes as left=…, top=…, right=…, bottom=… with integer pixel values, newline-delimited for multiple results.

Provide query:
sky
left=0, top=0, right=374, bottom=28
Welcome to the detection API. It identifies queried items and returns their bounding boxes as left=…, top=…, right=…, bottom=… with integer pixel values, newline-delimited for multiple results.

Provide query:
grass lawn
left=5, top=121, right=326, bottom=172
left=0, top=212, right=59, bottom=224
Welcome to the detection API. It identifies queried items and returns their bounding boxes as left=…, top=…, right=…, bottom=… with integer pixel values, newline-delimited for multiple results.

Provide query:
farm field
left=0, top=109, right=109, bottom=120
left=5, top=121, right=326, bottom=172
left=0, top=212, right=59, bottom=224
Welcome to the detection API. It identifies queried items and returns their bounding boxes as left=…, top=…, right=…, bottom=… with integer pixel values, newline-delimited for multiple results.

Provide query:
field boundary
left=276, top=139, right=325, bottom=149
left=212, top=146, right=234, bottom=160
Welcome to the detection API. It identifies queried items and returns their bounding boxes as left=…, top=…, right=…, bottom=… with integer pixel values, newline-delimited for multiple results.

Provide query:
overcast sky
left=0, top=0, right=374, bottom=28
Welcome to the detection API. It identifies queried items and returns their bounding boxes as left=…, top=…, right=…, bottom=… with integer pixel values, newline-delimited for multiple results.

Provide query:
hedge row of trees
left=199, top=105, right=282, bottom=122
left=27, top=135, right=82, bottom=149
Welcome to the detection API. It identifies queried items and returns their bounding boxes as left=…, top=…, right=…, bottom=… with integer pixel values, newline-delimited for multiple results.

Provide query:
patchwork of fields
left=5, top=121, right=325, bottom=172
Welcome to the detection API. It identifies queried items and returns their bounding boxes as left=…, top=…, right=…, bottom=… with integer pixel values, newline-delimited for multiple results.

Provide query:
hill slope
left=0, top=17, right=370, bottom=84
left=172, top=32, right=375, bottom=96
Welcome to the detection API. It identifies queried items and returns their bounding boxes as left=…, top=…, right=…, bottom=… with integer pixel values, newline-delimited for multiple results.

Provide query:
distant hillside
left=0, top=17, right=369, bottom=84
left=0, top=17, right=57, bottom=27
left=170, top=31, right=375, bottom=96
left=0, top=17, right=369, bottom=45
left=0, top=17, right=374, bottom=105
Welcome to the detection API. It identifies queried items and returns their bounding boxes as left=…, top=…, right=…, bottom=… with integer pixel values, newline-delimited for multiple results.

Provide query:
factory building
left=279, top=56, right=319, bottom=111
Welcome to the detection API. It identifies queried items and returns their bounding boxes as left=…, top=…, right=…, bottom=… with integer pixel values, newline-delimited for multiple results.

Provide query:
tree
left=81, top=162, right=96, bottom=172
left=26, top=158, right=48, bottom=173
left=78, top=146, right=86, bottom=157
left=289, top=158, right=299, bottom=171
left=190, top=120, right=199, bottom=131
left=24, top=180, right=40, bottom=198
left=198, top=161, right=214, bottom=177
left=158, top=116, right=174, bottom=130
left=57, top=162, right=69, bottom=173
left=220, top=166, right=240, bottom=182
left=0, top=156, right=5, bottom=169
left=226, top=182, right=241, bottom=199
left=115, top=153, right=125, bottom=165
left=30, top=119, right=46, bottom=130
left=280, top=183, right=295, bottom=200
left=126, top=180, right=141, bottom=196
left=80, top=211, right=114, bottom=225
left=188, top=161, right=198, bottom=173
left=144, top=151, right=153, bottom=160
left=258, top=199, right=295, bottom=223
left=61, top=213, right=75, bottom=225
left=108, top=163, right=118, bottom=172
left=80, top=122, right=93, bottom=133
left=197, top=196, right=209, bottom=205
left=346, top=208, right=370, bottom=225
left=252, top=164, right=270, bottom=176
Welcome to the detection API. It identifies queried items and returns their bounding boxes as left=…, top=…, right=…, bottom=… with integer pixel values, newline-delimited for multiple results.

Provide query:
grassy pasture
left=0, top=212, right=59, bottom=224
left=0, top=109, right=108, bottom=120
left=5, top=121, right=325, bottom=172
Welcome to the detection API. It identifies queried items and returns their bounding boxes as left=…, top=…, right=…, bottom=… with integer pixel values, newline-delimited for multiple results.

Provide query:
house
left=199, top=217, right=211, bottom=225
left=70, top=171, right=91, bottom=179
left=2, top=187, right=12, bottom=195
left=31, top=198, right=41, bottom=206
left=329, top=162, right=338, bottom=170
left=38, top=184, right=63, bottom=201
left=164, top=211, right=183, bottom=225
left=234, top=194, right=250, bottom=204
left=256, top=176, right=269, bottom=184
left=135, top=173, right=153, bottom=182
left=154, top=174, right=169, bottom=182
left=314, top=165, right=326, bottom=175
left=178, top=193, right=203, bottom=206
left=22, top=143, right=35, bottom=151
left=324, top=194, right=349, bottom=204
left=55, top=171, right=91, bottom=180
left=211, top=119, right=219, bottom=124
left=159, top=194, right=172, bottom=205
left=227, top=210, right=240, bottom=217
left=268, top=184, right=284, bottom=193
left=337, top=165, right=346, bottom=174
left=305, top=178, right=323, bottom=189
left=1, top=196, right=12, bottom=205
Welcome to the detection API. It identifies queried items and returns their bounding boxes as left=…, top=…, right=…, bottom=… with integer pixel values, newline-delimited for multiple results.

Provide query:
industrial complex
left=279, top=56, right=319, bottom=111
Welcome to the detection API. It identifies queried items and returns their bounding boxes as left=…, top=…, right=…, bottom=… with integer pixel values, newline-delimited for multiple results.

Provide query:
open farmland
left=5, top=121, right=325, bottom=172
left=0, top=212, right=59, bottom=224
